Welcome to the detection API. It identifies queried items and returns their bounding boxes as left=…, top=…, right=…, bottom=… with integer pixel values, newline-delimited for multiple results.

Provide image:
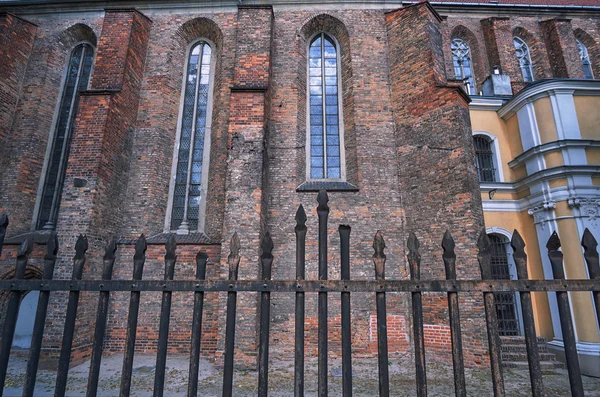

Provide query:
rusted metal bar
left=581, top=228, right=600, bottom=338
left=222, top=233, right=240, bottom=397
left=0, top=237, right=32, bottom=397
left=317, top=189, right=329, bottom=397
left=407, top=232, right=426, bottom=397
left=476, top=231, right=505, bottom=397
left=258, top=232, right=274, bottom=397
left=373, top=231, right=389, bottom=397
left=87, top=238, right=117, bottom=397
left=187, top=251, right=208, bottom=397
left=511, top=230, right=545, bottom=397
left=0, top=278, right=597, bottom=293
left=339, top=225, right=352, bottom=397
left=442, top=231, right=466, bottom=397
left=153, top=235, right=177, bottom=397
left=24, top=232, right=59, bottom=397
left=55, top=234, right=88, bottom=397
left=294, top=205, right=307, bottom=397
left=547, top=232, right=583, bottom=397
left=119, top=235, right=147, bottom=397
left=0, top=212, right=7, bottom=256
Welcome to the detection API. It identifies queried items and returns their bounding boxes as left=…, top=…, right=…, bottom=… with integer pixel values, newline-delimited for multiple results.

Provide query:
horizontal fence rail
left=0, top=189, right=598, bottom=397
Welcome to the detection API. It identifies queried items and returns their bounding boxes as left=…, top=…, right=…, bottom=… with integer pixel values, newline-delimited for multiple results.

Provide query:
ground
left=4, top=352, right=600, bottom=396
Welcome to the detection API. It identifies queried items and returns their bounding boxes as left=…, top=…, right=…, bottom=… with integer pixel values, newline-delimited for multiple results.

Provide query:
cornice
left=469, top=96, right=508, bottom=111
left=508, top=139, right=600, bottom=168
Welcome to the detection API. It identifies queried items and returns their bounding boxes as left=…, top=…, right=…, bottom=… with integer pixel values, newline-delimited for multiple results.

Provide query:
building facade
left=0, top=0, right=598, bottom=375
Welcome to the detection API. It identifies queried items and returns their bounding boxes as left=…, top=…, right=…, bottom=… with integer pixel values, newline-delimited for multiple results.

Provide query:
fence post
left=258, top=231, right=273, bottom=397
left=581, top=229, right=600, bottom=336
left=407, top=232, right=426, bottom=397
left=187, top=251, right=208, bottom=397
left=222, top=232, right=240, bottom=397
left=294, top=205, right=307, bottom=397
left=24, top=232, right=59, bottom=397
left=511, top=230, right=545, bottom=397
left=0, top=212, right=7, bottom=256
left=317, top=189, right=329, bottom=397
left=55, top=234, right=88, bottom=397
left=476, top=230, right=505, bottom=397
left=339, top=225, right=352, bottom=397
left=87, top=237, right=117, bottom=397
left=373, top=231, right=389, bottom=397
left=442, top=231, right=466, bottom=397
left=547, top=232, right=584, bottom=397
left=0, top=236, right=32, bottom=397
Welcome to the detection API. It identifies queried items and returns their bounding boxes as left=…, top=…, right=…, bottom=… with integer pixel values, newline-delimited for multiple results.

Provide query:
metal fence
left=0, top=190, right=598, bottom=397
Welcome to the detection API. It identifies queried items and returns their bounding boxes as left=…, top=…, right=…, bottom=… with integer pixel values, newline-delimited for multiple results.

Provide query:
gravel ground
left=3, top=351, right=600, bottom=396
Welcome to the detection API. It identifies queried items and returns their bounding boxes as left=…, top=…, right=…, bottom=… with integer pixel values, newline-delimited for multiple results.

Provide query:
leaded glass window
left=513, top=37, right=534, bottom=82
left=170, top=41, right=213, bottom=232
left=474, top=135, right=496, bottom=183
left=37, top=43, right=94, bottom=230
left=577, top=40, right=594, bottom=79
left=309, top=33, right=342, bottom=180
left=451, top=37, right=475, bottom=95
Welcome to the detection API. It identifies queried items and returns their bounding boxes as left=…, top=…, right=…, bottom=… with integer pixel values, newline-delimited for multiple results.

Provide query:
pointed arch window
left=513, top=37, right=534, bottom=82
left=451, top=37, right=475, bottom=95
left=577, top=40, right=594, bottom=79
left=37, top=43, right=94, bottom=230
left=169, top=40, right=214, bottom=233
left=308, top=33, right=344, bottom=180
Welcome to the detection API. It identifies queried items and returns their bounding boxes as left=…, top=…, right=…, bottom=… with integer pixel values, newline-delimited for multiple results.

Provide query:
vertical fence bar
left=476, top=231, right=505, bottom=397
left=258, top=232, right=274, bottom=397
left=153, top=235, right=177, bottom=397
left=222, top=233, right=240, bottom=397
left=339, top=225, right=352, bottom=397
left=187, top=251, right=208, bottom=397
left=373, top=231, right=389, bottom=397
left=24, top=233, right=59, bottom=397
left=317, top=189, right=329, bottom=397
left=581, top=229, right=600, bottom=336
left=55, top=235, right=88, bottom=397
left=511, top=230, right=545, bottom=397
left=442, top=231, right=466, bottom=397
left=294, top=205, right=307, bottom=397
left=119, top=235, right=147, bottom=397
left=0, top=212, right=7, bottom=256
left=86, top=238, right=117, bottom=397
left=547, top=232, right=584, bottom=397
left=0, top=236, right=32, bottom=396
left=407, top=232, right=426, bottom=397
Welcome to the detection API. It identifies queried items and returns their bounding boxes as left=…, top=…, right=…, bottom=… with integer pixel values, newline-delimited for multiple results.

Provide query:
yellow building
left=471, top=79, right=600, bottom=376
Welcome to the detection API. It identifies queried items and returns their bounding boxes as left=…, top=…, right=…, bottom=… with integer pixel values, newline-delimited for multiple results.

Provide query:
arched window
left=169, top=40, right=214, bottom=233
left=489, top=233, right=520, bottom=336
left=473, top=135, right=497, bottom=182
left=451, top=37, right=475, bottom=95
left=37, top=43, right=94, bottom=230
left=308, top=33, right=344, bottom=180
left=513, top=37, right=534, bottom=82
left=577, top=39, right=594, bottom=79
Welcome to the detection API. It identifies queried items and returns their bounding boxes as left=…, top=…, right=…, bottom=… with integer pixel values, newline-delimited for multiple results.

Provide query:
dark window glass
left=171, top=41, right=212, bottom=231
left=489, top=234, right=520, bottom=336
left=514, top=37, right=534, bottom=82
left=309, top=33, right=341, bottom=179
left=451, top=38, right=475, bottom=95
left=473, top=135, right=496, bottom=183
left=37, top=43, right=94, bottom=230
left=577, top=40, right=594, bottom=80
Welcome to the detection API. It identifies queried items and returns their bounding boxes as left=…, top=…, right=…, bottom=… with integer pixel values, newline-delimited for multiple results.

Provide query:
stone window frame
left=513, top=36, right=535, bottom=82
left=450, top=37, right=476, bottom=95
left=164, top=38, right=217, bottom=235
left=305, top=31, right=347, bottom=183
left=576, top=39, right=594, bottom=80
left=472, top=130, right=504, bottom=183
left=33, top=40, right=96, bottom=231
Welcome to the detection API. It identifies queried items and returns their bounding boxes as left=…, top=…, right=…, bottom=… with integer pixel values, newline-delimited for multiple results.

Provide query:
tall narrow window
left=473, top=135, right=496, bottom=182
left=577, top=40, right=594, bottom=79
left=451, top=37, right=475, bottom=95
left=513, top=37, right=534, bottom=82
left=170, top=41, right=213, bottom=233
left=489, top=234, right=520, bottom=336
left=309, top=33, right=342, bottom=180
left=37, top=43, right=94, bottom=230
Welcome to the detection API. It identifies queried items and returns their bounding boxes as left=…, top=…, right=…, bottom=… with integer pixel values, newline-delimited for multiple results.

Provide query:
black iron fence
left=0, top=190, right=598, bottom=397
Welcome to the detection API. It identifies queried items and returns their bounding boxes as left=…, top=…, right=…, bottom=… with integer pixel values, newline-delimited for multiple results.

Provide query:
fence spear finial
left=228, top=232, right=241, bottom=280
left=18, top=236, right=33, bottom=258
left=0, top=211, right=8, bottom=229
left=134, top=234, right=147, bottom=261
left=104, top=237, right=117, bottom=261
left=407, top=232, right=421, bottom=280
left=442, top=230, right=455, bottom=259
left=295, top=204, right=307, bottom=228
left=165, top=233, right=177, bottom=261
left=477, top=229, right=491, bottom=279
left=582, top=228, right=598, bottom=253
left=373, top=231, right=386, bottom=280
left=546, top=231, right=561, bottom=252
left=74, top=234, right=88, bottom=260
left=260, top=231, right=274, bottom=259
left=581, top=228, right=599, bottom=280
left=46, top=231, right=59, bottom=260
left=317, top=189, right=329, bottom=213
